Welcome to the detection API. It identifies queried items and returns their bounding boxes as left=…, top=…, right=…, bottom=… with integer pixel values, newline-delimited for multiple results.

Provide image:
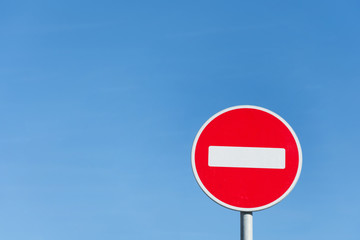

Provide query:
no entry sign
left=191, top=106, right=302, bottom=212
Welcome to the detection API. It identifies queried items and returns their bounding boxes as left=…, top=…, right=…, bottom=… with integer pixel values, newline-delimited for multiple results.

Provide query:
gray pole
left=240, top=212, right=253, bottom=240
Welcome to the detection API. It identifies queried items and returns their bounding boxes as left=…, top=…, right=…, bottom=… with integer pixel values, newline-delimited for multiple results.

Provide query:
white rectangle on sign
left=208, top=146, right=285, bottom=169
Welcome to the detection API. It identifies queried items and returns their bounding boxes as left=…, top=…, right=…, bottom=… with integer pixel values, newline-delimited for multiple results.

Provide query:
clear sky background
left=1, top=1, right=360, bottom=239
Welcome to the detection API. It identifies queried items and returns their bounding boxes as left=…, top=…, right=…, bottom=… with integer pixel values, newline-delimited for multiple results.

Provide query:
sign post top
left=191, top=105, right=302, bottom=212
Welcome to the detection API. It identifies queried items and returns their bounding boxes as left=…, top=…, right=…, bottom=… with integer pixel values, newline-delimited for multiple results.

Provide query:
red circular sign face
left=191, top=106, right=302, bottom=211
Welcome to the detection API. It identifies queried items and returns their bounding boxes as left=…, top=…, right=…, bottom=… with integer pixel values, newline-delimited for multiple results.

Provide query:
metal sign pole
left=240, top=212, right=253, bottom=240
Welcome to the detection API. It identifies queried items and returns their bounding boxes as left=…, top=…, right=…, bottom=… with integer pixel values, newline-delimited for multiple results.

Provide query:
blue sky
left=1, top=1, right=360, bottom=239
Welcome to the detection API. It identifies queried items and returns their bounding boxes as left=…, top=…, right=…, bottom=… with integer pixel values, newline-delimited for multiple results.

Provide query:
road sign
left=191, top=105, right=302, bottom=212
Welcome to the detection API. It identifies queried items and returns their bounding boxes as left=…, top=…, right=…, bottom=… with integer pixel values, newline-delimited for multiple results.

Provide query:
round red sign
left=191, top=106, right=302, bottom=211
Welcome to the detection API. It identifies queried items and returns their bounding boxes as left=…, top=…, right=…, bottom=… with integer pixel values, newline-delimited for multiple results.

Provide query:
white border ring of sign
left=191, top=105, right=303, bottom=212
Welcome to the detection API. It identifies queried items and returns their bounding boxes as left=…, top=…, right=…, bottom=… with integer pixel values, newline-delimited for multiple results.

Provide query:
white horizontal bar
left=208, top=146, right=285, bottom=169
